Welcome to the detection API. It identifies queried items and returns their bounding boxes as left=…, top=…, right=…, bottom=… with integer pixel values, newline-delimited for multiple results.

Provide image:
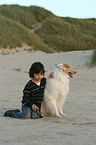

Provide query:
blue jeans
left=11, top=104, right=39, bottom=119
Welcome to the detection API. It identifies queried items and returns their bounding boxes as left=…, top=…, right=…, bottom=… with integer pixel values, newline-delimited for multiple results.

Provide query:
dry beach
left=0, top=49, right=96, bottom=145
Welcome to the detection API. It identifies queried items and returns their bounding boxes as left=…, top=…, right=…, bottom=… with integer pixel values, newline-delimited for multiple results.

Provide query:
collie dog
left=41, top=63, right=76, bottom=117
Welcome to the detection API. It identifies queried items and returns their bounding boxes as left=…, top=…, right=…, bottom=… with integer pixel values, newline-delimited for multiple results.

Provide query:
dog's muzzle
left=68, top=71, right=76, bottom=78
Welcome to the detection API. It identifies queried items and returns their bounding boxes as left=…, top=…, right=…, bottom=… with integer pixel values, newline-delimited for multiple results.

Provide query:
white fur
left=41, top=65, right=70, bottom=117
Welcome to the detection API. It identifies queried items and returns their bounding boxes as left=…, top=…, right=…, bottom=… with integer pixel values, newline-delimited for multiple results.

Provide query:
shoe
left=4, top=109, right=20, bottom=117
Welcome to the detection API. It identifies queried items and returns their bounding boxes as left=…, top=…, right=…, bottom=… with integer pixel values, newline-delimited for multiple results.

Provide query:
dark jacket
left=21, top=78, right=46, bottom=109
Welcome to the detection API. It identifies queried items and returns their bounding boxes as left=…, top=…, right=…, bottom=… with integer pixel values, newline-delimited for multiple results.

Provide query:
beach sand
left=0, top=50, right=96, bottom=145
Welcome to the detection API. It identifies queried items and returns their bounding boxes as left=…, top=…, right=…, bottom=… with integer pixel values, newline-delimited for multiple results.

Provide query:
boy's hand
left=32, top=104, right=39, bottom=112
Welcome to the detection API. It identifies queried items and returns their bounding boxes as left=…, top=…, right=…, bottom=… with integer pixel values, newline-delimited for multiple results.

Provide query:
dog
left=41, top=63, right=76, bottom=117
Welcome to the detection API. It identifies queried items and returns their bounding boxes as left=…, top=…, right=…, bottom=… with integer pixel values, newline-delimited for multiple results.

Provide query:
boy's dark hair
left=29, top=62, right=45, bottom=78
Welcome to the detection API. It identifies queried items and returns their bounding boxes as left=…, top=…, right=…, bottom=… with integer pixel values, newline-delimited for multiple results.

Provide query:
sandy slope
left=0, top=50, right=96, bottom=145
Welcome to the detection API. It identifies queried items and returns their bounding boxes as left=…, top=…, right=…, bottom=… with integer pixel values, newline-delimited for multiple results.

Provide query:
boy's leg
left=4, top=109, right=20, bottom=117
left=31, top=109, right=39, bottom=119
left=11, top=104, right=31, bottom=119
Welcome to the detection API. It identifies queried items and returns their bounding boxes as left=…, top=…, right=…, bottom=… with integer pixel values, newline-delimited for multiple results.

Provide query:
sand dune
left=0, top=50, right=96, bottom=145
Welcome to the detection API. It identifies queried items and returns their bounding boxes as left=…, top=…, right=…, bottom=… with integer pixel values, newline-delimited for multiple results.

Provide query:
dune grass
left=90, top=49, right=96, bottom=66
left=0, top=5, right=96, bottom=53
left=0, top=13, right=48, bottom=51
left=0, top=5, right=54, bottom=28
left=36, top=17, right=96, bottom=52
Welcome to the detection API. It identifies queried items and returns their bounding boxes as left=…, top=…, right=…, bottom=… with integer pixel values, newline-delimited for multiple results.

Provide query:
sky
left=0, top=0, right=96, bottom=18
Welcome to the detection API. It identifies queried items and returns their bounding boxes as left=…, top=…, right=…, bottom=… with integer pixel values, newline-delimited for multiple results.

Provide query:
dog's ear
left=56, top=64, right=63, bottom=69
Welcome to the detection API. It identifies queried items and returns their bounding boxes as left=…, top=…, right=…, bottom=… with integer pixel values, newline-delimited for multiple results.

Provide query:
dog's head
left=56, top=63, right=76, bottom=78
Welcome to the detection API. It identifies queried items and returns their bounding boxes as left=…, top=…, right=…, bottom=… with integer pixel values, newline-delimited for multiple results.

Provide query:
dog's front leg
left=52, top=100, right=62, bottom=117
left=58, top=107, right=67, bottom=117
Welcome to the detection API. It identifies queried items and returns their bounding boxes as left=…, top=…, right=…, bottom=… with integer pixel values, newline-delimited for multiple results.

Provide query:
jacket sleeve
left=22, top=85, right=34, bottom=108
left=26, top=98, right=34, bottom=108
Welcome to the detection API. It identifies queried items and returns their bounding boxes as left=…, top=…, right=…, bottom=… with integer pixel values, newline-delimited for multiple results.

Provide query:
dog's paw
left=61, top=113, right=67, bottom=117
left=56, top=114, right=62, bottom=118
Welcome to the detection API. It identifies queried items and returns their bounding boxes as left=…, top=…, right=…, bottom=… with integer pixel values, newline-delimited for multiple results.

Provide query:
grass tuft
left=90, top=49, right=96, bottom=67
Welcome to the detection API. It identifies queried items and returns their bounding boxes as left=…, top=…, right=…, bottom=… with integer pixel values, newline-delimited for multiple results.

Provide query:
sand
left=0, top=50, right=96, bottom=145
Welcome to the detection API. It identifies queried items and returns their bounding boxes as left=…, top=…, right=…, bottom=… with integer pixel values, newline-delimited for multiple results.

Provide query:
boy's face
left=34, top=70, right=44, bottom=82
